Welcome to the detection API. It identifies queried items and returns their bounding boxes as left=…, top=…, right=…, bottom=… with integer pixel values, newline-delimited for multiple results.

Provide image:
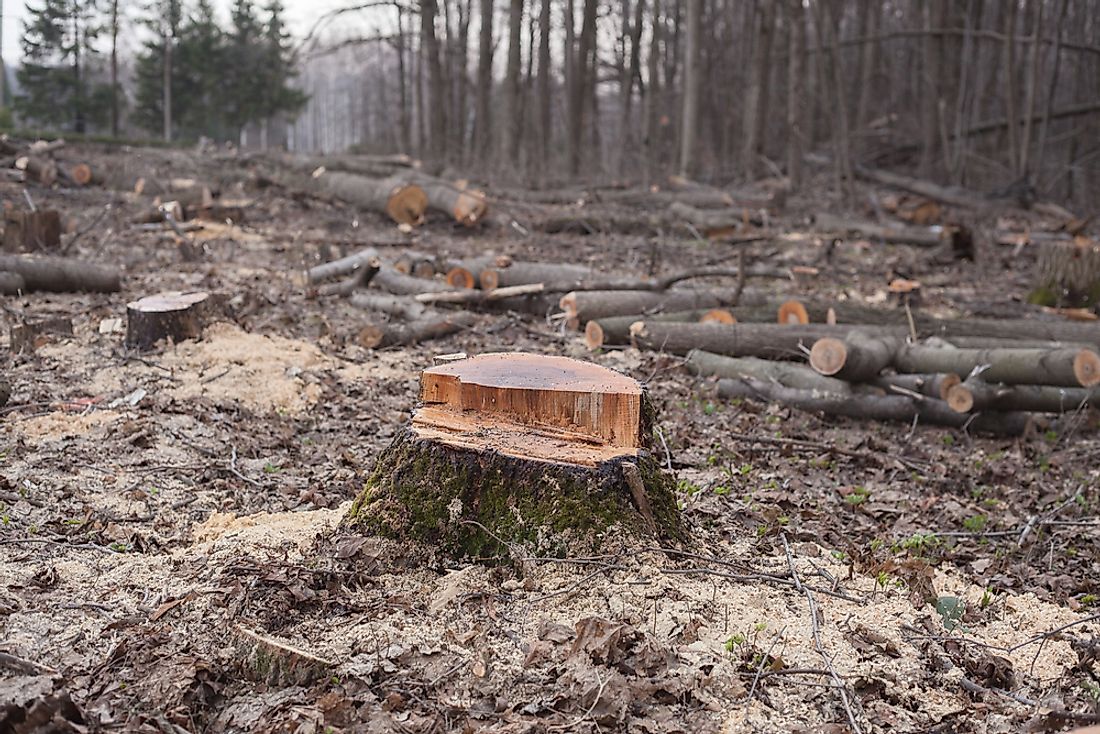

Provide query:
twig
left=548, top=670, right=608, bottom=731
left=0, top=651, right=57, bottom=676
left=781, top=534, right=863, bottom=734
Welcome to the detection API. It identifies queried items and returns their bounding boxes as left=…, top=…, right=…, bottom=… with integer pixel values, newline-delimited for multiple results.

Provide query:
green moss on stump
left=345, top=428, right=686, bottom=561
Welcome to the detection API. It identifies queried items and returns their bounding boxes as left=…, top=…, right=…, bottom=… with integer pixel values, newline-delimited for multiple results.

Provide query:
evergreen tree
left=225, top=0, right=264, bottom=135
left=132, top=0, right=181, bottom=138
left=16, top=0, right=107, bottom=132
left=175, top=0, right=229, bottom=139
left=256, top=0, right=306, bottom=122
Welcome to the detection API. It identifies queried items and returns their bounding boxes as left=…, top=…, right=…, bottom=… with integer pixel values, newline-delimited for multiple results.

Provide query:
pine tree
left=256, top=0, right=306, bottom=121
left=225, top=0, right=264, bottom=135
left=175, top=0, right=229, bottom=139
left=16, top=0, right=107, bottom=132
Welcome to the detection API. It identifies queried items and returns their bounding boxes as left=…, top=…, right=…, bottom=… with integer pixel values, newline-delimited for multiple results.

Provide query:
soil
left=1, top=144, right=1099, bottom=733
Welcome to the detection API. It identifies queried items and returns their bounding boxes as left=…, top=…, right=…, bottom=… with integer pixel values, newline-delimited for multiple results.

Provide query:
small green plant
left=936, top=596, right=965, bottom=630
left=979, top=587, right=994, bottom=610
left=677, top=479, right=702, bottom=496
left=845, top=486, right=871, bottom=506
left=713, top=485, right=731, bottom=496
left=724, top=633, right=746, bottom=652
left=963, top=514, right=987, bottom=533
left=263, top=463, right=282, bottom=474
left=895, top=532, right=941, bottom=555
left=703, top=402, right=717, bottom=416
left=1044, top=429, right=1059, bottom=443
left=1081, top=594, right=1099, bottom=606
left=942, top=434, right=955, bottom=446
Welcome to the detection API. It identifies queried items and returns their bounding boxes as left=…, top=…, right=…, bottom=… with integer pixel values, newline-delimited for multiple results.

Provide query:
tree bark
left=586, top=309, right=733, bottom=349
left=559, top=287, right=754, bottom=326
left=126, top=292, right=212, bottom=350
left=717, top=377, right=1033, bottom=436
left=631, top=321, right=860, bottom=358
left=358, top=310, right=477, bottom=348
left=785, top=0, right=805, bottom=190
left=421, top=0, right=448, bottom=160
left=480, top=261, right=591, bottom=289
left=688, top=349, right=852, bottom=394
left=809, top=333, right=903, bottom=382
left=894, top=344, right=1100, bottom=388
left=0, top=254, right=121, bottom=293
left=946, top=379, right=1099, bottom=414
left=503, top=0, right=525, bottom=164
left=1029, top=239, right=1100, bottom=308
left=536, top=0, right=552, bottom=169
left=678, top=0, right=702, bottom=176
left=567, top=0, right=599, bottom=175
left=312, top=172, right=428, bottom=226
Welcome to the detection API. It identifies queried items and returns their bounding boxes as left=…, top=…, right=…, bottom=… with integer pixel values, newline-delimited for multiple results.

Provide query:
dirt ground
left=1, top=145, right=1099, bottom=733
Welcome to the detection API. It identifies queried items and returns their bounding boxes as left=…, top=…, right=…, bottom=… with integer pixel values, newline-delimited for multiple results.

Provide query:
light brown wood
left=778, top=299, right=810, bottom=325
left=418, top=353, right=643, bottom=455
left=126, top=291, right=212, bottom=350
left=70, top=163, right=94, bottom=186
left=700, top=308, right=736, bottom=324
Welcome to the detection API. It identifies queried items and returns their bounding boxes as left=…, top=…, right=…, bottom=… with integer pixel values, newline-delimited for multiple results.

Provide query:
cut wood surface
left=631, top=321, right=865, bottom=358
left=480, top=260, right=591, bottom=290
left=126, top=291, right=212, bottom=350
left=358, top=311, right=476, bottom=349
left=15, top=155, right=58, bottom=186
left=809, top=333, right=903, bottom=382
left=686, top=349, right=853, bottom=394
left=894, top=344, right=1100, bottom=388
left=397, top=172, right=488, bottom=226
left=0, top=254, right=121, bottom=292
left=585, top=309, right=734, bottom=349
left=946, top=380, right=1099, bottom=414
left=313, top=171, right=428, bottom=226
left=445, top=255, right=511, bottom=289
left=718, top=377, right=1032, bottom=436
left=872, top=373, right=961, bottom=401
left=419, top=352, right=643, bottom=452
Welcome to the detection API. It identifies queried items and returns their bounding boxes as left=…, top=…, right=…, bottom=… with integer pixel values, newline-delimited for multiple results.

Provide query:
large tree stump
left=3, top=210, right=62, bottom=251
left=125, top=292, right=212, bottom=350
left=345, top=353, right=685, bottom=560
left=1030, top=238, right=1100, bottom=308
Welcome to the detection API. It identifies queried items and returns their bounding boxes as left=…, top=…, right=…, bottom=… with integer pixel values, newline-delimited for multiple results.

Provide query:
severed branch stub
left=345, top=352, right=686, bottom=560
left=125, top=291, right=213, bottom=350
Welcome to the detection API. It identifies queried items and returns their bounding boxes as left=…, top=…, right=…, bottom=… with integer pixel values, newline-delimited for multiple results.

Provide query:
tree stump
left=3, top=210, right=62, bottom=251
left=1030, top=238, right=1100, bottom=308
left=345, top=353, right=685, bottom=560
left=125, top=291, right=213, bottom=350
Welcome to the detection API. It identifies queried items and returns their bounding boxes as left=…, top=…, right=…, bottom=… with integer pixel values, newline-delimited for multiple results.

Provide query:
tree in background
left=255, top=1, right=307, bottom=129
left=16, top=0, right=110, bottom=132
left=174, top=0, right=230, bottom=139
left=132, top=0, right=182, bottom=139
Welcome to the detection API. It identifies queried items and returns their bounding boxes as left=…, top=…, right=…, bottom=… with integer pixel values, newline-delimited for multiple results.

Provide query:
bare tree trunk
left=421, top=0, right=447, bottom=160
left=678, top=0, right=701, bottom=177
left=918, top=0, right=943, bottom=178
left=163, top=31, right=173, bottom=141
left=454, top=0, right=471, bottom=157
left=1019, top=0, right=1045, bottom=177
left=643, top=0, right=661, bottom=183
left=536, top=0, right=552, bottom=169
left=1004, top=0, right=1021, bottom=175
left=503, top=0, right=525, bottom=163
left=741, top=0, right=774, bottom=179
left=474, top=0, right=494, bottom=158
left=1036, top=0, right=1068, bottom=181
left=110, top=0, right=120, bottom=137
left=567, top=0, right=598, bottom=174
left=785, top=0, right=804, bottom=190
left=812, top=0, right=853, bottom=199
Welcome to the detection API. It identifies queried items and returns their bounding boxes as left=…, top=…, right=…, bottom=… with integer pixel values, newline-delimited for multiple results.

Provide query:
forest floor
left=1, top=143, right=1099, bottom=734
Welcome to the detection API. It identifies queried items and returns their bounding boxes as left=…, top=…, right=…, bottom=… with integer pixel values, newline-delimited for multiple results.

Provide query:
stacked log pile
left=594, top=294, right=1100, bottom=436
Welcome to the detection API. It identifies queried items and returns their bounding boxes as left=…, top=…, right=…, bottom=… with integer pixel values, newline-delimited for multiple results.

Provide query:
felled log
left=544, top=266, right=787, bottom=295
left=0, top=254, right=120, bottom=293
left=686, top=349, right=852, bottom=394
left=68, top=163, right=97, bottom=186
left=349, top=292, right=429, bottom=321
left=415, top=283, right=545, bottom=306
left=559, top=287, right=752, bottom=327
left=14, top=156, right=57, bottom=186
left=894, top=344, right=1100, bottom=388
left=445, top=255, right=512, bottom=289
left=395, top=172, right=488, bottom=226
left=125, top=292, right=213, bottom=350
left=810, top=333, right=904, bottom=382
left=718, top=377, right=1033, bottom=436
left=812, top=212, right=972, bottom=258
left=946, top=379, right=1099, bottom=414
left=872, top=373, right=961, bottom=400
left=1029, top=238, right=1100, bottom=308
left=585, top=309, right=736, bottom=350
left=306, top=247, right=380, bottom=284
left=296, top=153, right=419, bottom=179
left=393, top=252, right=438, bottom=278
left=372, top=267, right=451, bottom=296
left=666, top=201, right=765, bottom=234
left=316, top=258, right=381, bottom=297
left=313, top=171, right=428, bottom=226
left=631, top=321, right=861, bottom=358
left=357, top=311, right=477, bottom=349
left=343, top=353, right=685, bottom=560
left=2, top=210, right=61, bottom=251
left=851, top=163, right=991, bottom=210
left=0, top=272, right=25, bottom=294
left=481, top=261, right=591, bottom=290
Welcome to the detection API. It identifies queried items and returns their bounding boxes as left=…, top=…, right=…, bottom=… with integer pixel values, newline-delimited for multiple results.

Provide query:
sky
left=0, top=0, right=372, bottom=67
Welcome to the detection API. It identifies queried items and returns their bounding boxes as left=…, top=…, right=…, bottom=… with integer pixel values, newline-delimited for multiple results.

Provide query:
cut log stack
left=0, top=135, right=100, bottom=189
left=596, top=294, right=1100, bottom=436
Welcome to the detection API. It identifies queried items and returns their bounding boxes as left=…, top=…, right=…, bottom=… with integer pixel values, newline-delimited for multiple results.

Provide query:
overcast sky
left=1, top=0, right=379, bottom=66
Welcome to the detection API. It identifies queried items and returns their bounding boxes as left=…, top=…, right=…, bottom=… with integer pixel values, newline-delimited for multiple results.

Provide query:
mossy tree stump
left=1030, top=237, right=1100, bottom=308
left=345, top=352, right=686, bottom=560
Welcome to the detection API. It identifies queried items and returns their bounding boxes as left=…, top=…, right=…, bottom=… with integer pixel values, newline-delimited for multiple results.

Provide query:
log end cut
left=345, top=352, right=685, bottom=560
left=778, top=299, right=810, bottom=325
left=809, top=337, right=847, bottom=376
left=1075, top=349, right=1100, bottom=387
left=385, top=184, right=429, bottom=226
left=125, top=291, right=212, bottom=350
